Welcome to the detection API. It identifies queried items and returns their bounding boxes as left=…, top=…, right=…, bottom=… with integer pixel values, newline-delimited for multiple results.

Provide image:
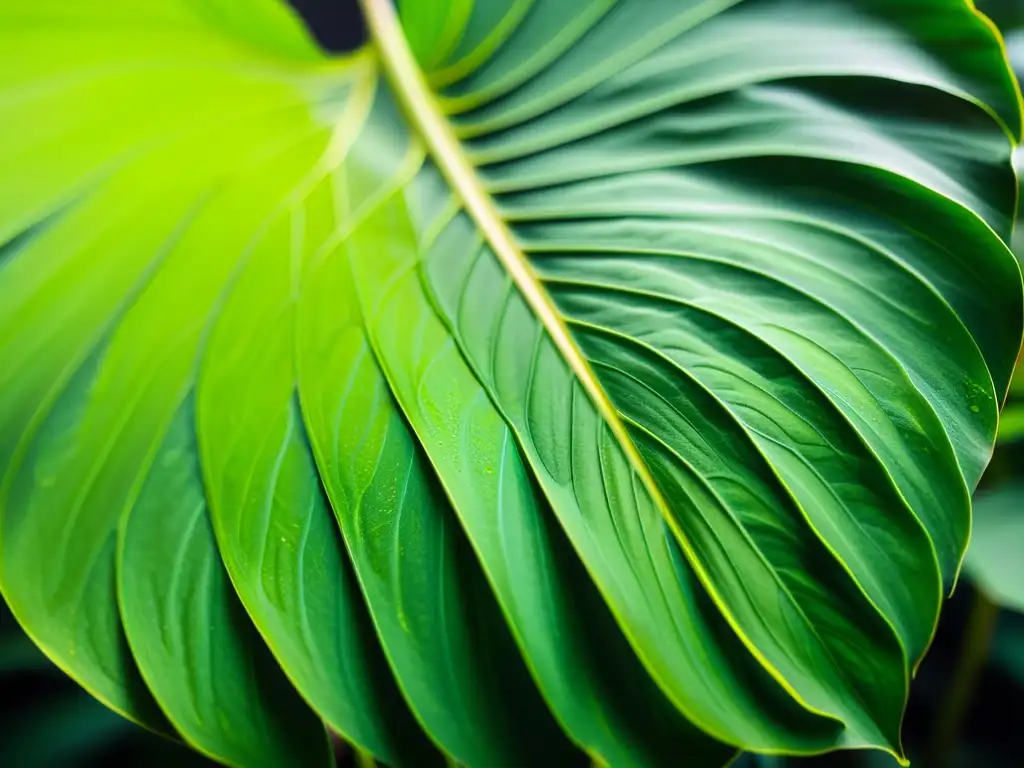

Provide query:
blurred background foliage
left=1, top=1, right=1022, bottom=766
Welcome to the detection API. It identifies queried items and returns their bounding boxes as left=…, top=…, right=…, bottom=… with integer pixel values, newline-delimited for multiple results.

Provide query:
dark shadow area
left=287, top=0, right=366, bottom=53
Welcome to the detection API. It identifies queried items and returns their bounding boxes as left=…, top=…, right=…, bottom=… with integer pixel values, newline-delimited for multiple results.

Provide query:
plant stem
left=926, top=588, right=1000, bottom=766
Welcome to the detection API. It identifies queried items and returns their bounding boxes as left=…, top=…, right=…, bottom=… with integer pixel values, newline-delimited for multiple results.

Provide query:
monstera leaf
left=1, top=1, right=1021, bottom=766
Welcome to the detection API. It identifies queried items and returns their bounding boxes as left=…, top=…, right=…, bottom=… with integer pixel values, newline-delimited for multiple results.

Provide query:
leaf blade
left=117, top=403, right=332, bottom=768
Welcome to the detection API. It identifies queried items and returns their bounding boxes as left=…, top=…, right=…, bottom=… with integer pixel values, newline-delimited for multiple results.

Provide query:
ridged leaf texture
left=1, top=1, right=1022, bottom=766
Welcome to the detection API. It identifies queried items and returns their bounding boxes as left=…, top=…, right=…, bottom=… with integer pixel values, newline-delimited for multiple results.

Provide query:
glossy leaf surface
left=0, top=1, right=1021, bottom=766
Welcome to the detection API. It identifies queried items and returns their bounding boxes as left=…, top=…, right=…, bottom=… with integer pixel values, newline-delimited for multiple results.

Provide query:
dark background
left=288, top=0, right=365, bottom=52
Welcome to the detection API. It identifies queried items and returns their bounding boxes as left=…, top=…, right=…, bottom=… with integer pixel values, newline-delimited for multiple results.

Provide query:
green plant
left=1, top=1, right=1021, bottom=766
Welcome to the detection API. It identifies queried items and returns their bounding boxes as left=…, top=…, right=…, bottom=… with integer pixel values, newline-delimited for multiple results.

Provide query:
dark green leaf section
left=320, top=112, right=739, bottom=764
left=446, top=0, right=1021, bottom=599
left=0, top=1, right=1021, bottom=767
left=399, top=0, right=1020, bottom=757
left=118, top=402, right=331, bottom=768
left=411, top=168, right=845, bottom=755
left=416, top=188, right=906, bottom=754
left=296, top=91, right=580, bottom=768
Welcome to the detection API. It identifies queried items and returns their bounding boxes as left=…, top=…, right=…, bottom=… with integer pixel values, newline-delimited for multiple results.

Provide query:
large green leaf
left=0, top=1, right=1021, bottom=766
